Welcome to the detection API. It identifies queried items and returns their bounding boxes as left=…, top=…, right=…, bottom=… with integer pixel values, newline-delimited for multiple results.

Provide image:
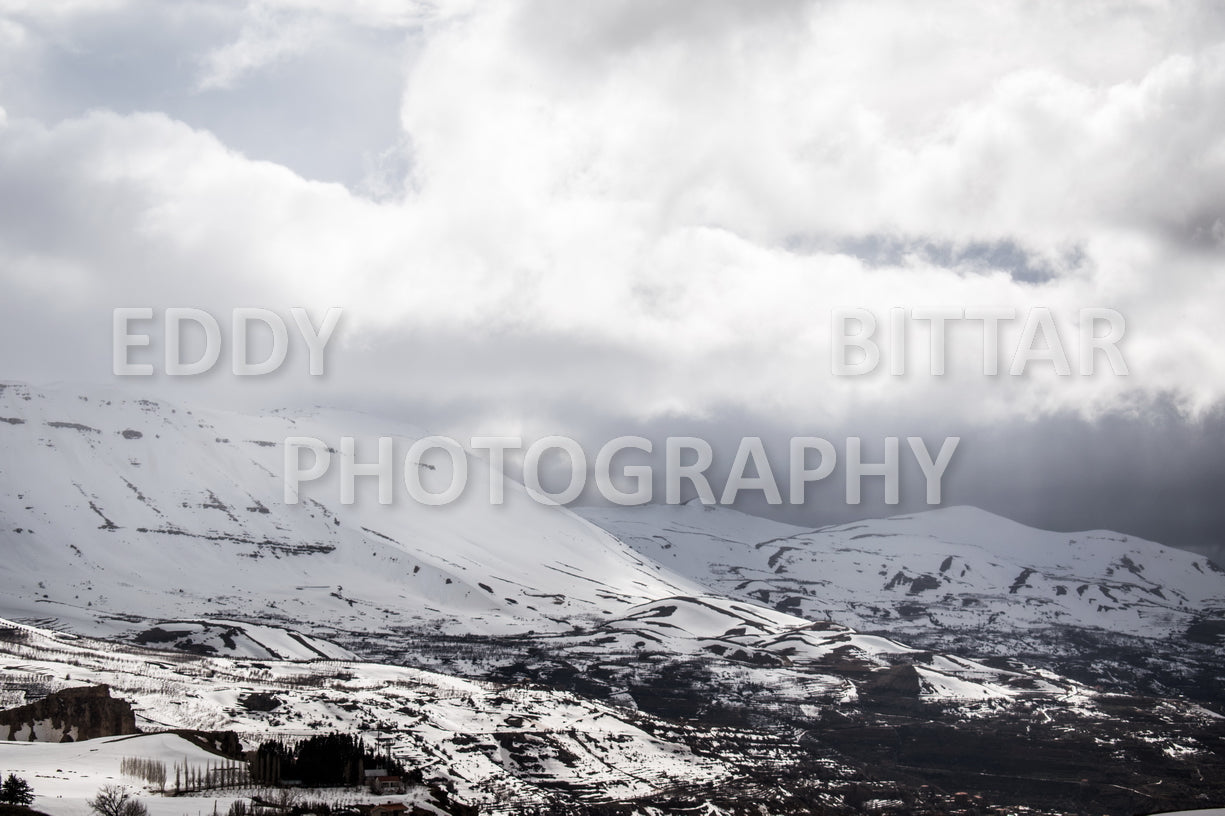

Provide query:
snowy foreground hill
left=3, top=382, right=1225, bottom=815
left=0, top=618, right=731, bottom=815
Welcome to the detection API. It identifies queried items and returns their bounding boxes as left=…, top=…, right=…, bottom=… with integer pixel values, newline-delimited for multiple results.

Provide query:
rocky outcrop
left=864, top=663, right=922, bottom=697
left=0, top=685, right=138, bottom=742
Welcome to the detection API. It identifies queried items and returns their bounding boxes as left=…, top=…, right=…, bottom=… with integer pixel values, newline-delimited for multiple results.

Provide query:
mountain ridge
left=578, top=501, right=1225, bottom=700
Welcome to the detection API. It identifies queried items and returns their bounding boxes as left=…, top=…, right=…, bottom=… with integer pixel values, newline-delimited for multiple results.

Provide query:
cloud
left=196, top=11, right=322, bottom=91
left=0, top=0, right=130, bottom=18
left=1, top=0, right=1225, bottom=548
left=192, top=0, right=438, bottom=91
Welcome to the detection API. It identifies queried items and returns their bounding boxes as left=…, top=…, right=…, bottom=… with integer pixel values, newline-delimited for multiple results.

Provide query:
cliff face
left=0, top=685, right=138, bottom=742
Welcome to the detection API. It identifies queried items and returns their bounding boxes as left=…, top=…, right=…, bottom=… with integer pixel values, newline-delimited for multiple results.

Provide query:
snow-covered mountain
left=6, top=381, right=1225, bottom=814
left=579, top=502, right=1225, bottom=636
left=0, top=381, right=697, bottom=639
left=0, top=381, right=1088, bottom=704
left=578, top=501, right=1225, bottom=697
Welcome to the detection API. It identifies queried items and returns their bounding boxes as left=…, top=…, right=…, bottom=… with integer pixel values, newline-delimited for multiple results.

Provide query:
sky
left=1, top=0, right=1224, bottom=558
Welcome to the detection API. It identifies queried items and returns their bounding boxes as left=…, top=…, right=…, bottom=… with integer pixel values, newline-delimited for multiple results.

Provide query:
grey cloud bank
left=0, top=0, right=1223, bottom=559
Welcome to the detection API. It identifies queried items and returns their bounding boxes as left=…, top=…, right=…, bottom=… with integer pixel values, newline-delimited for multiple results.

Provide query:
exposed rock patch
left=0, top=685, right=138, bottom=742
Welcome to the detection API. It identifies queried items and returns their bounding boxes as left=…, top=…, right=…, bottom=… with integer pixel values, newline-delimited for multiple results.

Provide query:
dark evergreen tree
left=1, top=774, right=35, bottom=807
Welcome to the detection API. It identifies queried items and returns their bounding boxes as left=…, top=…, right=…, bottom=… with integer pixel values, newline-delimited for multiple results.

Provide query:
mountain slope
left=0, top=382, right=695, bottom=639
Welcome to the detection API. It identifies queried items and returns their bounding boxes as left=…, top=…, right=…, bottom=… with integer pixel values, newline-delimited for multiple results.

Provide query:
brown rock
left=0, top=685, right=138, bottom=741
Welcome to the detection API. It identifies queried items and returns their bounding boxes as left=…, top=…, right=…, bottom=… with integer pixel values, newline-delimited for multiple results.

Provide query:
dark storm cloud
left=537, top=399, right=1225, bottom=562
left=229, top=324, right=1225, bottom=561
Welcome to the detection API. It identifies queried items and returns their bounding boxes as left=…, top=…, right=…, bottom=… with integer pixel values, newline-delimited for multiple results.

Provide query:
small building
left=370, top=804, right=409, bottom=816
left=370, top=776, right=407, bottom=795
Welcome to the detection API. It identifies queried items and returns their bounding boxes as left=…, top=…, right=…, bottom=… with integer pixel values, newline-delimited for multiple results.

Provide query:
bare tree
left=87, top=786, right=149, bottom=816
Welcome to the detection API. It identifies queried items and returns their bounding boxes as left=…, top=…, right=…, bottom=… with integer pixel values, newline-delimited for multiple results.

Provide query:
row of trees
left=6, top=734, right=413, bottom=814
left=251, top=733, right=410, bottom=787
left=118, top=757, right=165, bottom=791
left=171, top=759, right=250, bottom=794
left=120, top=756, right=250, bottom=795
